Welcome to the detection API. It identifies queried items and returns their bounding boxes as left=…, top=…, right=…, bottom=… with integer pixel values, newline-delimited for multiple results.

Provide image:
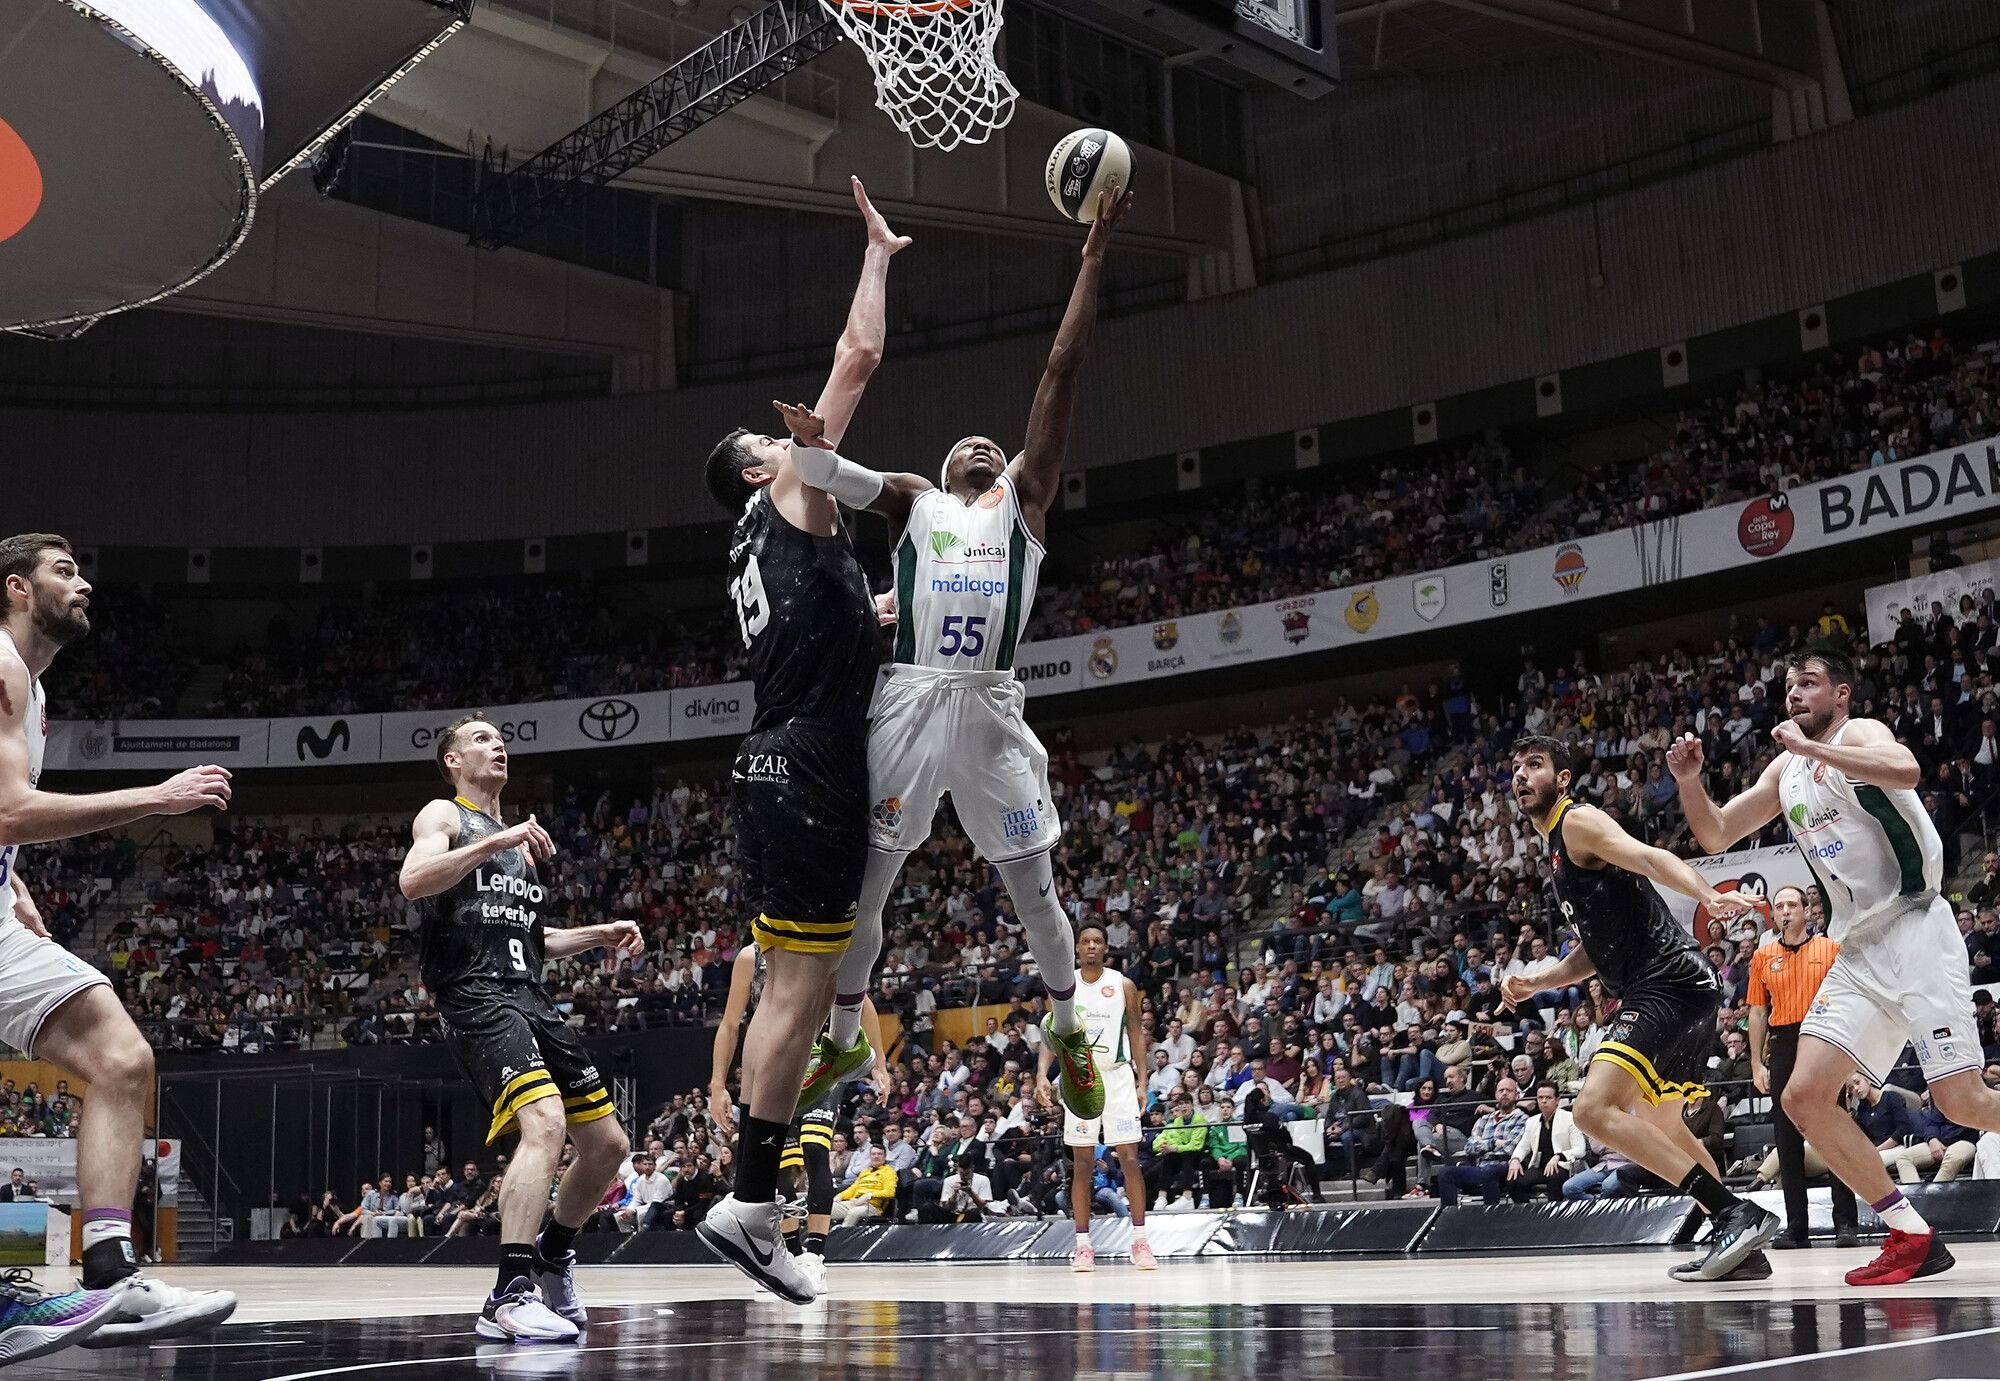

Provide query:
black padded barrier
left=1202, top=1206, right=1438, bottom=1257
left=1415, top=1196, right=1697, bottom=1254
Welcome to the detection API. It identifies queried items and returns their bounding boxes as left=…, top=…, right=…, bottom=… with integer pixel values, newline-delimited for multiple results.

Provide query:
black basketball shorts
left=1591, top=975, right=1723, bottom=1106
left=435, top=979, right=616, bottom=1144
left=732, top=719, right=867, bottom=955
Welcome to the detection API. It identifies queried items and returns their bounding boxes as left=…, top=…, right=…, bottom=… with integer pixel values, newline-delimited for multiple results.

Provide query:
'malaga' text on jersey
left=418, top=797, right=547, bottom=992
left=892, top=475, right=1044, bottom=672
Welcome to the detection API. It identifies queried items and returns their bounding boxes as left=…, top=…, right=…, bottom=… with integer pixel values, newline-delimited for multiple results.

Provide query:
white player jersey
left=1073, top=965, right=1131, bottom=1069
left=1778, top=719, right=1941, bottom=939
left=889, top=474, right=1043, bottom=673
left=0, top=630, right=44, bottom=893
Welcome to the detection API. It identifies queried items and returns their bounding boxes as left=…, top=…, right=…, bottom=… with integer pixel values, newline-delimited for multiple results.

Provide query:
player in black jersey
left=398, top=714, right=641, bottom=1342
left=709, top=941, right=891, bottom=1295
left=696, top=180, right=907, bottom=1304
left=1501, top=735, right=1781, bottom=1283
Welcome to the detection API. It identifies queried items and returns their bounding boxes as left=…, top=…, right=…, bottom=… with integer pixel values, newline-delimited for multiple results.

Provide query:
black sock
left=1679, top=1165, right=1739, bottom=1216
left=81, top=1239, right=138, bottom=1291
left=537, top=1217, right=580, bottom=1265
left=497, top=1243, right=538, bottom=1297
left=737, top=1116, right=789, bottom=1204
left=804, top=1231, right=827, bottom=1256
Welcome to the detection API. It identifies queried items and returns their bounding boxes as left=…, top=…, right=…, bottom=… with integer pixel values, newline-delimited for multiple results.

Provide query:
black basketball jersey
left=727, top=489, right=879, bottom=732
left=416, top=797, right=547, bottom=993
left=1546, top=798, right=1713, bottom=997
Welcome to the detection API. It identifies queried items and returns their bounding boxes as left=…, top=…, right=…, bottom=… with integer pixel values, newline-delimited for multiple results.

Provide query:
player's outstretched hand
left=156, top=764, right=232, bottom=815
left=1664, top=732, right=1705, bottom=783
left=604, top=919, right=645, bottom=956
left=1083, top=188, right=1133, bottom=257
left=772, top=400, right=829, bottom=449
left=1703, top=890, right=1758, bottom=920
left=852, top=176, right=912, bottom=254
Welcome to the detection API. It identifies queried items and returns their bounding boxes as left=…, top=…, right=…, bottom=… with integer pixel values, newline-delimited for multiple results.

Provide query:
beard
left=34, top=595, right=88, bottom=646
left=1790, top=704, right=1835, bottom=739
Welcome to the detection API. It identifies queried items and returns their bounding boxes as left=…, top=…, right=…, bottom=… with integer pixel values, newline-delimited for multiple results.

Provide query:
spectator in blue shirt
left=1851, top=1074, right=1919, bottom=1152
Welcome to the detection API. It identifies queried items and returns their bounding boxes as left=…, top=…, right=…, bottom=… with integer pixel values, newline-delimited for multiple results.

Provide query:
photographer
left=938, top=1152, right=999, bottom=1223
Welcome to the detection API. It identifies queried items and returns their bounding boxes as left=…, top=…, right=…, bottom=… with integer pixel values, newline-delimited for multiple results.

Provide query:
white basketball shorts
left=865, top=666, right=1060, bottom=863
left=1802, top=894, right=1980, bottom=1085
left=1064, top=1062, right=1143, bottom=1149
left=0, top=916, right=112, bottom=1055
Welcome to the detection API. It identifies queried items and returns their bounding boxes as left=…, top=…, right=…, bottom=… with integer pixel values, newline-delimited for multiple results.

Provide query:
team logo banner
left=43, top=443, right=2000, bottom=769
left=1650, top=844, right=1818, bottom=948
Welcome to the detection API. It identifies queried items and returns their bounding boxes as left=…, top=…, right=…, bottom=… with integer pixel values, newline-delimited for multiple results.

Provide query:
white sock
left=1131, top=1223, right=1148, bottom=1242
left=1076, top=1229, right=1092, bottom=1244
left=1872, top=1190, right=1930, bottom=1234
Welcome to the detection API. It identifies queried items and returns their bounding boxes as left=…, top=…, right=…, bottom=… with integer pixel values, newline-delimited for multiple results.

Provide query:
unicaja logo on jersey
left=929, top=530, right=1005, bottom=565
left=1787, top=801, right=1840, bottom=831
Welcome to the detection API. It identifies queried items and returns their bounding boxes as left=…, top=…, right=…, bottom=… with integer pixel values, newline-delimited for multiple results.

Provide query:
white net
left=819, top=0, right=1018, bottom=152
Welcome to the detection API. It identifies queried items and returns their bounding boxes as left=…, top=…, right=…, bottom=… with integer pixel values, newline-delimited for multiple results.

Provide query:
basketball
left=1045, top=128, right=1132, bottom=223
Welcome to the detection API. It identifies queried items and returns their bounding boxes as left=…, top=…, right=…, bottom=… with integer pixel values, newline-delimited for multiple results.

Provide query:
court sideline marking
left=1644, top=1325, right=2000, bottom=1381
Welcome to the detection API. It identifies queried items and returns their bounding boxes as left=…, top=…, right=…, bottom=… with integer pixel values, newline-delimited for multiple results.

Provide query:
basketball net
left=819, top=0, right=1018, bottom=151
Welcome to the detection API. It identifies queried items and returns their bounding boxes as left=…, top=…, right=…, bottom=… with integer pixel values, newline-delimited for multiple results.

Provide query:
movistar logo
left=930, top=530, right=961, bottom=558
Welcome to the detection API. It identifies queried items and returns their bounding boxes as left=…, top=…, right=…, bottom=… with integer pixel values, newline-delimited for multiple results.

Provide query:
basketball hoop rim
left=830, top=0, right=983, bottom=16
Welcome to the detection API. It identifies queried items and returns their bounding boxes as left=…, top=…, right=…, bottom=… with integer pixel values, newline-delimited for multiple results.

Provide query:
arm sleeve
left=791, top=440, right=886, bottom=508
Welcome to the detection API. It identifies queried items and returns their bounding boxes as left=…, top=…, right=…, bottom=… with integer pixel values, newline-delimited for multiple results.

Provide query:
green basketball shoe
left=795, top=1029, right=875, bottom=1119
left=1042, top=1018, right=1104, bottom=1120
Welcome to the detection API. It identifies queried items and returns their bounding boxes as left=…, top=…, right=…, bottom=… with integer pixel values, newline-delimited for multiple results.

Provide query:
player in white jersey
left=1038, top=920, right=1154, bottom=1273
left=0, top=534, right=239, bottom=1356
left=1669, top=646, right=2000, bottom=1286
left=769, top=189, right=1134, bottom=1126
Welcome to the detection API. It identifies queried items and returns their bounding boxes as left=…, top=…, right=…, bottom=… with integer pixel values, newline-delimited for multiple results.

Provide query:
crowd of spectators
left=52, top=587, right=2000, bottom=1069
left=41, top=333, right=2000, bottom=721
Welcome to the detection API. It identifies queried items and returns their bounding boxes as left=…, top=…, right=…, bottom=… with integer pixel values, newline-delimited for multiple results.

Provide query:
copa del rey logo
left=1738, top=494, right=1795, bottom=557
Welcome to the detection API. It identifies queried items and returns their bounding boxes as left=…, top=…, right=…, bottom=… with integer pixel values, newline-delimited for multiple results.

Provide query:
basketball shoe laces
left=1054, top=1029, right=1097, bottom=1090
left=0, top=1268, right=89, bottom=1321
left=1854, top=1228, right=1929, bottom=1280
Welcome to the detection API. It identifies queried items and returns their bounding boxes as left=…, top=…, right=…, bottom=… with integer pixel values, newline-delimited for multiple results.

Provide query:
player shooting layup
left=1670, top=647, right=2000, bottom=1285
left=769, top=189, right=1133, bottom=1126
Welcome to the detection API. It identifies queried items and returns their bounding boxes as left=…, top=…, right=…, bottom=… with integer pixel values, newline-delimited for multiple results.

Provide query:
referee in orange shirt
left=1747, top=884, right=1859, bottom=1249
